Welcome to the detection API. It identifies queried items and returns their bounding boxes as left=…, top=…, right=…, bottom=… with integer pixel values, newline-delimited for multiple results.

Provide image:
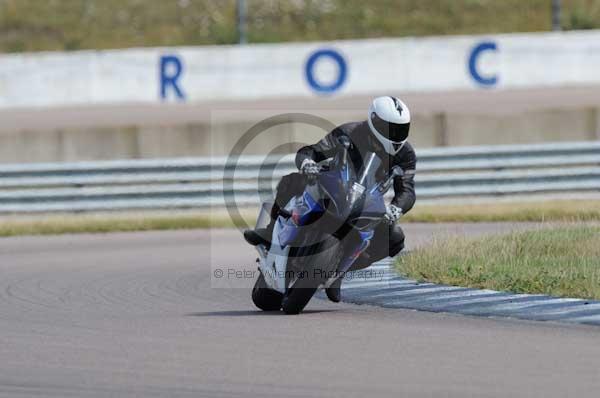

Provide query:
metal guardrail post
left=237, top=0, right=248, bottom=44
left=552, top=0, right=562, bottom=31
left=435, top=113, right=449, bottom=147
left=591, top=108, right=600, bottom=141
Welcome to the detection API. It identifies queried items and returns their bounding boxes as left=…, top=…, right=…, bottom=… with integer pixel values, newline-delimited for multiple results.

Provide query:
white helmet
left=367, top=96, right=411, bottom=155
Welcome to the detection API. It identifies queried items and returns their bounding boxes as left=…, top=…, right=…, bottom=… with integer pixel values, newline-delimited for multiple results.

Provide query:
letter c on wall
left=468, top=41, right=498, bottom=87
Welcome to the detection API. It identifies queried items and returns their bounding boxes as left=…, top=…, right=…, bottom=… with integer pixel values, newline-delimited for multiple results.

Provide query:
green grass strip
left=396, top=225, right=600, bottom=300
left=0, top=214, right=239, bottom=237
left=2, top=1, right=597, bottom=53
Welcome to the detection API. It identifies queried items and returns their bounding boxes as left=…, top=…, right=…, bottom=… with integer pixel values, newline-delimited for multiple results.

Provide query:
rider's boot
left=325, top=252, right=373, bottom=303
left=243, top=227, right=272, bottom=247
left=326, top=252, right=374, bottom=303
left=325, top=277, right=343, bottom=303
left=243, top=202, right=280, bottom=249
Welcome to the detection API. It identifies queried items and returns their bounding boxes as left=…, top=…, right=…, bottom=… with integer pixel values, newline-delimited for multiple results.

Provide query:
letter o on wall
left=468, top=41, right=499, bottom=87
left=305, top=49, right=347, bottom=94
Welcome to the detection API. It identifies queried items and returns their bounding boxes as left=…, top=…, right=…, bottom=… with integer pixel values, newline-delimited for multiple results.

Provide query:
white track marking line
left=367, top=286, right=468, bottom=301
left=475, top=298, right=584, bottom=312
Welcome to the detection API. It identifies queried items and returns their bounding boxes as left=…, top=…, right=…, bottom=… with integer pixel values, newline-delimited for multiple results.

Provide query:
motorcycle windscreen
left=255, top=201, right=274, bottom=229
left=356, top=152, right=381, bottom=189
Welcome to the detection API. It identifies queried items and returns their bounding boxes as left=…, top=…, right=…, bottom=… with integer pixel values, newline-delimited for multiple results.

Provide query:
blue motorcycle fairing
left=360, top=185, right=387, bottom=217
left=317, top=168, right=352, bottom=214
left=277, top=216, right=299, bottom=248
left=301, top=190, right=323, bottom=216
left=277, top=190, right=323, bottom=248
left=272, top=150, right=393, bottom=278
left=337, top=229, right=375, bottom=274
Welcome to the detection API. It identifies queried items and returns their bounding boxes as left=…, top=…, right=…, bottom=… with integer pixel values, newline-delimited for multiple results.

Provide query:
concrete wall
left=2, top=30, right=600, bottom=163
left=1, top=103, right=598, bottom=163
left=445, top=109, right=600, bottom=146
left=3, top=31, right=600, bottom=108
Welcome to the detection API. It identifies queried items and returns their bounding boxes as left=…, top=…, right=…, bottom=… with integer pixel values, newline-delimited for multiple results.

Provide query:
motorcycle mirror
left=337, top=135, right=352, bottom=150
left=378, top=166, right=403, bottom=193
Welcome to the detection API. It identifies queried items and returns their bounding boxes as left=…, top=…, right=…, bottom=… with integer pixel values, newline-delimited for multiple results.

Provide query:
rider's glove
left=384, top=204, right=403, bottom=225
left=300, top=159, right=319, bottom=176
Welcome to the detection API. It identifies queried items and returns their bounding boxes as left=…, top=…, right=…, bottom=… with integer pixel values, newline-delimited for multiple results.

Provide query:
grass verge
left=403, top=200, right=600, bottom=223
left=396, top=225, right=600, bottom=300
left=1, top=0, right=599, bottom=53
left=0, top=199, right=599, bottom=238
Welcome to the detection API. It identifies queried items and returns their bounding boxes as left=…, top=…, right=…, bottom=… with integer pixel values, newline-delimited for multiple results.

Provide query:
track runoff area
left=1, top=224, right=600, bottom=397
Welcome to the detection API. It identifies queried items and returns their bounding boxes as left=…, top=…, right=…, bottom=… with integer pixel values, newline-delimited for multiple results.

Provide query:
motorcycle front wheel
left=251, top=272, right=284, bottom=311
left=281, top=235, right=341, bottom=315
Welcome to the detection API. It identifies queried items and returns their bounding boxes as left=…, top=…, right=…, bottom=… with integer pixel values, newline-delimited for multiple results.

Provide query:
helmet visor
left=371, top=113, right=410, bottom=143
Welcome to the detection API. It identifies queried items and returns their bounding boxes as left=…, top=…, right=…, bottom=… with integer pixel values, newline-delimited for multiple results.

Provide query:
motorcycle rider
left=244, top=96, right=416, bottom=303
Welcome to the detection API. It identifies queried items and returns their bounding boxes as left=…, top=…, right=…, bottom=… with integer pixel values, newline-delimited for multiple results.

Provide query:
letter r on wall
left=160, top=55, right=186, bottom=100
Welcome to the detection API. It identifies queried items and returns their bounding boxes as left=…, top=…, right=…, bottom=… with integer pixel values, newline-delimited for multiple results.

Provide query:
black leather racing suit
left=271, top=121, right=417, bottom=269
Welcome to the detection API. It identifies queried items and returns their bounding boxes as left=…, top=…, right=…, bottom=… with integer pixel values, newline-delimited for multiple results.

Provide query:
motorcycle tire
left=251, top=272, right=284, bottom=311
left=281, top=236, right=341, bottom=315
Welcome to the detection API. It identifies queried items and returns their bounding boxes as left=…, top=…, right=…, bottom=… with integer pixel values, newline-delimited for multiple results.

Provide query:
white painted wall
left=1, top=30, right=600, bottom=109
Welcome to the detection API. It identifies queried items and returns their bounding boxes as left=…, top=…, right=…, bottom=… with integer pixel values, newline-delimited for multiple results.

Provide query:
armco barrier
left=0, top=141, right=598, bottom=213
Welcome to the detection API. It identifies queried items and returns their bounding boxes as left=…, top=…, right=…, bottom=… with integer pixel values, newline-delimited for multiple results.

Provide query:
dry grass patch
left=403, top=200, right=600, bottom=223
left=0, top=200, right=599, bottom=237
left=0, top=211, right=248, bottom=237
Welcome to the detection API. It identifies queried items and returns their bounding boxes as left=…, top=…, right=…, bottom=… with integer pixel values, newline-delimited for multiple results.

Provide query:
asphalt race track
left=1, top=223, right=600, bottom=397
